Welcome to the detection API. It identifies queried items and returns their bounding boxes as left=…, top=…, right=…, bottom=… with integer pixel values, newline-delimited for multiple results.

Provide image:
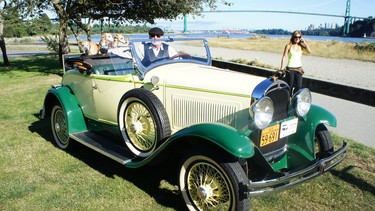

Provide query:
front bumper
left=248, top=140, right=348, bottom=196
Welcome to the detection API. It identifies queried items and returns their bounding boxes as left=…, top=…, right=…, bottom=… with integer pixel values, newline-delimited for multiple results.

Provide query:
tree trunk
left=57, top=15, right=70, bottom=66
left=0, top=8, right=10, bottom=67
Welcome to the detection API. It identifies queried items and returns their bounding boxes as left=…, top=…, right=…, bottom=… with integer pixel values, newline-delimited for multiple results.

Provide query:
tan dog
left=113, top=34, right=128, bottom=48
left=99, top=33, right=114, bottom=49
left=80, top=40, right=100, bottom=55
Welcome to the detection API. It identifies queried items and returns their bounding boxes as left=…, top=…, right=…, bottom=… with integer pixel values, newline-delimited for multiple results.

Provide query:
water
left=73, top=33, right=374, bottom=43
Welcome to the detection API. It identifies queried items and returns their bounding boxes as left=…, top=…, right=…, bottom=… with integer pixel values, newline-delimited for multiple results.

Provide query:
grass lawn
left=0, top=56, right=374, bottom=210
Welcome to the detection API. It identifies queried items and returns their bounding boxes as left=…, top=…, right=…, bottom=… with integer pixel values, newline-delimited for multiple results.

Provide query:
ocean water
left=72, top=33, right=374, bottom=43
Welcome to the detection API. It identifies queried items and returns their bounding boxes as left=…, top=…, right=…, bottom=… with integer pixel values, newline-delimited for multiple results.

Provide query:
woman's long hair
left=289, top=30, right=308, bottom=50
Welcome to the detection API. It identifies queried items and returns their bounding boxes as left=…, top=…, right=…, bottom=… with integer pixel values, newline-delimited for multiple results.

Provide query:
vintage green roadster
left=39, top=37, right=347, bottom=210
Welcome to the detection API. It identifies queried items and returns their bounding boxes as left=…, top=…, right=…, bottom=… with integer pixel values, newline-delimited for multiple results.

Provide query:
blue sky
left=155, top=0, right=375, bottom=32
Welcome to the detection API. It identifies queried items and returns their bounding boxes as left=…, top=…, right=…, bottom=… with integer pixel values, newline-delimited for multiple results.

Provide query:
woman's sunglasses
left=294, top=36, right=302, bottom=39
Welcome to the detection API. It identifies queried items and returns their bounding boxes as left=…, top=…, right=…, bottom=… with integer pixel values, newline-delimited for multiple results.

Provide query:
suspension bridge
left=183, top=0, right=372, bottom=36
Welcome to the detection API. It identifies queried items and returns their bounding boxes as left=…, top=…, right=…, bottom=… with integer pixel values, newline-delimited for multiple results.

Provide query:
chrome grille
left=266, top=87, right=290, bottom=122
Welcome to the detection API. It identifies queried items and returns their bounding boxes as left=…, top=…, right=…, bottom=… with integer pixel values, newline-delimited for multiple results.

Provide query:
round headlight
left=295, top=88, right=311, bottom=117
left=250, top=97, right=274, bottom=129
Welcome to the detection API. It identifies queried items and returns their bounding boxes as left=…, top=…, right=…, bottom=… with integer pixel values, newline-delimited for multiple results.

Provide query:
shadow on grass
left=330, top=165, right=375, bottom=195
left=28, top=115, right=187, bottom=210
left=0, top=55, right=63, bottom=76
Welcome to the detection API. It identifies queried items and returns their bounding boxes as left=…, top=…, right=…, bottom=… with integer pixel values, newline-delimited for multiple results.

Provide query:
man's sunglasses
left=150, top=34, right=163, bottom=38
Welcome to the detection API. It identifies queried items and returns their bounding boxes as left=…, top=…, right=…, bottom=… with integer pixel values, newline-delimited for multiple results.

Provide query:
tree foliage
left=5, top=0, right=231, bottom=64
left=349, top=17, right=375, bottom=37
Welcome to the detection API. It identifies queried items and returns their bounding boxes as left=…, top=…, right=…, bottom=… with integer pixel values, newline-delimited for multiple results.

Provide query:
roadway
left=312, top=92, right=374, bottom=148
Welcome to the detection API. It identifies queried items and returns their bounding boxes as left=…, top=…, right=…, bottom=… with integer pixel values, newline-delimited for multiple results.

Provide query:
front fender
left=288, top=104, right=336, bottom=163
left=42, top=85, right=87, bottom=134
left=167, top=123, right=255, bottom=158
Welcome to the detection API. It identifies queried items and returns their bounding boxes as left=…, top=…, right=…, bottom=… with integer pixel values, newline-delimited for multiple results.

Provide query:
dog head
left=101, top=33, right=114, bottom=42
left=113, top=34, right=129, bottom=47
left=80, top=40, right=99, bottom=55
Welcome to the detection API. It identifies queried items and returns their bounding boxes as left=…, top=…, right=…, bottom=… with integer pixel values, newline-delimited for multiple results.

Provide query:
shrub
left=40, top=35, right=59, bottom=53
left=355, top=42, right=375, bottom=52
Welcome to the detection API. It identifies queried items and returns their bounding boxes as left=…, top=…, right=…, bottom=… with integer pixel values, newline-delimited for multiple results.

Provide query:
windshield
left=129, top=37, right=212, bottom=74
left=63, top=37, right=211, bottom=77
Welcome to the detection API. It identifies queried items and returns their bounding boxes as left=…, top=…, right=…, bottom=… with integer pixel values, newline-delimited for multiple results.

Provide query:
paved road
left=312, top=92, right=374, bottom=148
left=3, top=48, right=374, bottom=148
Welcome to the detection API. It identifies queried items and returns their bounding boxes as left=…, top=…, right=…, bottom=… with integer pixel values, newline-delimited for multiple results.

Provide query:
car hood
left=144, top=63, right=266, bottom=96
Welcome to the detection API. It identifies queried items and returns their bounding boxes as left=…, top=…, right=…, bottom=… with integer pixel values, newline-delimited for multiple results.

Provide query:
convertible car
left=40, top=37, right=347, bottom=210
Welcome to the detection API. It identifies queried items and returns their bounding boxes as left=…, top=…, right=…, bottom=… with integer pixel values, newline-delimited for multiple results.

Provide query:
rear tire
left=51, top=104, right=72, bottom=150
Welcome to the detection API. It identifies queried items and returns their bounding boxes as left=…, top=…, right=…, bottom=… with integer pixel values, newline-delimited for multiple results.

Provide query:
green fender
left=167, top=123, right=255, bottom=158
left=287, top=104, right=336, bottom=164
left=46, top=85, right=87, bottom=134
left=125, top=123, right=254, bottom=168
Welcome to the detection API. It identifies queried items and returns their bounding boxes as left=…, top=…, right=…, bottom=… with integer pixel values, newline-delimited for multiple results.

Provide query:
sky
left=154, top=0, right=375, bottom=32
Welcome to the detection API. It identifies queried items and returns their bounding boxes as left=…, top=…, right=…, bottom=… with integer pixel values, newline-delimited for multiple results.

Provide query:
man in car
left=137, top=27, right=178, bottom=66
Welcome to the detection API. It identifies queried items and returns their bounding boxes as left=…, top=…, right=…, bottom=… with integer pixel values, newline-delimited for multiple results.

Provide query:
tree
left=8, top=0, right=231, bottom=65
left=0, top=0, right=10, bottom=67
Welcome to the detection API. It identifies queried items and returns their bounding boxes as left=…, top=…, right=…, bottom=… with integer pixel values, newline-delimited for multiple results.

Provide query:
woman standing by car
left=280, top=30, right=311, bottom=95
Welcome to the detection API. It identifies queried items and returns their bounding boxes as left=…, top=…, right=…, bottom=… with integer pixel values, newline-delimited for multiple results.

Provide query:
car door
left=91, top=74, right=140, bottom=125
left=62, top=72, right=98, bottom=120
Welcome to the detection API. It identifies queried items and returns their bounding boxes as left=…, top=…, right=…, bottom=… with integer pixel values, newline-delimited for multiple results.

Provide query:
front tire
left=315, top=124, right=334, bottom=158
left=51, top=104, right=71, bottom=150
left=118, top=88, right=171, bottom=158
left=178, top=150, right=250, bottom=211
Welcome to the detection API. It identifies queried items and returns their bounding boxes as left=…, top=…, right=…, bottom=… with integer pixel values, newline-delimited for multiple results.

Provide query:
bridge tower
left=183, top=15, right=187, bottom=33
left=343, top=0, right=351, bottom=36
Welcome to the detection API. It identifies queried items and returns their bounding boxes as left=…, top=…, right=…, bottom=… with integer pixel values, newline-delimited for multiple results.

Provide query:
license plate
left=260, top=124, right=280, bottom=147
left=280, top=118, right=298, bottom=139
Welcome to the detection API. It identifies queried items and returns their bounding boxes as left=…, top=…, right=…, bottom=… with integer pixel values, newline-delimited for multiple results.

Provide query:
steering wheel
left=168, top=52, right=192, bottom=60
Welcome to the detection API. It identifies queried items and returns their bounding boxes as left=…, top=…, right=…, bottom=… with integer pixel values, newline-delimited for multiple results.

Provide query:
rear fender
left=42, top=85, right=87, bottom=134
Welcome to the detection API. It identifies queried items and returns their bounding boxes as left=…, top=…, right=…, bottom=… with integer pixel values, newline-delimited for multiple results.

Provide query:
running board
left=70, top=131, right=134, bottom=165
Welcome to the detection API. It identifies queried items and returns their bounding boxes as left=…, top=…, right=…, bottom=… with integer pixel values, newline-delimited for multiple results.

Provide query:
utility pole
left=343, top=0, right=351, bottom=36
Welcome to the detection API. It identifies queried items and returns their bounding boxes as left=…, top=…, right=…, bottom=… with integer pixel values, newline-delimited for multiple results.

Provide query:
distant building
left=307, top=24, right=315, bottom=31
left=306, top=22, right=339, bottom=30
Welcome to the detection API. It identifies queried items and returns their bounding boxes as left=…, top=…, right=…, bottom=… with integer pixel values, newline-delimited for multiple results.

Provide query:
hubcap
left=55, top=122, right=61, bottom=133
left=197, top=185, right=214, bottom=200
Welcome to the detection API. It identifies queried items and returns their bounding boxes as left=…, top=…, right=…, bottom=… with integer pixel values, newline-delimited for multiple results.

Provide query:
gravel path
left=208, top=46, right=375, bottom=91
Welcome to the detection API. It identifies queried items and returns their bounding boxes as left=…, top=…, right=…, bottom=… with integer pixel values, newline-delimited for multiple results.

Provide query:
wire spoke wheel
left=118, top=88, right=171, bottom=158
left=179, top=151, right=250, bottom=211
left=188, top=161, right=231, bottom=210
left=51, top=105, right=70, bottom=149
left=125, top=102, right=156, bottom=151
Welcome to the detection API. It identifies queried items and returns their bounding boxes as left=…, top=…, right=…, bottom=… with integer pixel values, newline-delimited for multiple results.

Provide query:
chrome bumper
left=248, top=140, right=348, bottom=196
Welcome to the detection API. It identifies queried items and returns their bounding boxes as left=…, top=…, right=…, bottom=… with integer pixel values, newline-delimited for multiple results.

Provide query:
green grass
left=0, top=56, right=374, bottom=210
